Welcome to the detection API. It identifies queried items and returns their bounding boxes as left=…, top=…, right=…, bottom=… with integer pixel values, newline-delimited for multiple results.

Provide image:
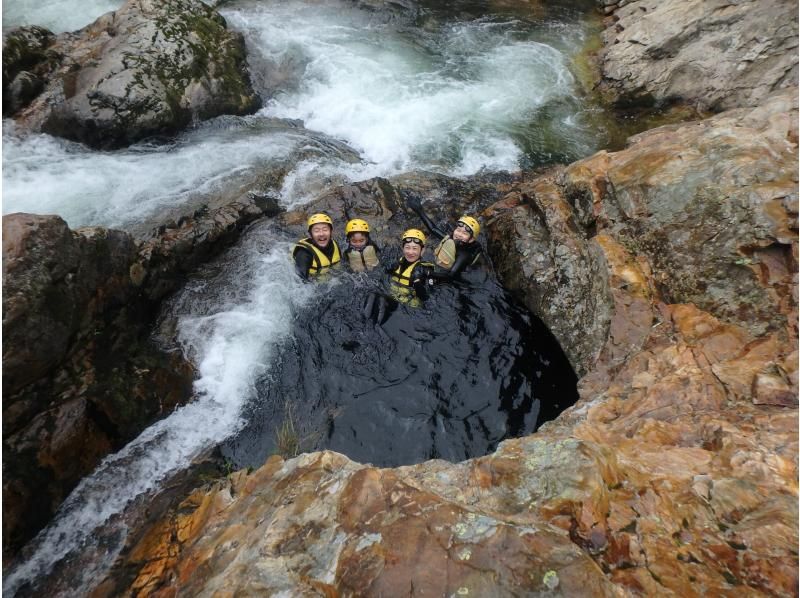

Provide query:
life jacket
left=433, top=237, right=457, bottom=269
left=346, top=244, right=379, bottom=272
left=433, top=237, right=480, bottom=270
left=292, top=238, right=341, bottom=277
left=390, top=260, right=432, bottom=306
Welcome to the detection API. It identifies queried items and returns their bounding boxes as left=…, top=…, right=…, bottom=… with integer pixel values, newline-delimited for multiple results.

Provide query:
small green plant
left=274, top=401, right=300, bottom=459
left=222, top=457, right=237, bottom=476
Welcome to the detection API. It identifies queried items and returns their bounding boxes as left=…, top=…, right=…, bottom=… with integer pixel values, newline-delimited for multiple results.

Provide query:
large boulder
left=102, top=90, right=797, bottom=597
left=596, top=0, right=798, bottom=111
left=8, top=0, right=260, bottom=148
left=1, top=214, right=191, bottom=557
left=2, top=214, right=138, bottom=399
left=489, top=88, right=798, bottom=376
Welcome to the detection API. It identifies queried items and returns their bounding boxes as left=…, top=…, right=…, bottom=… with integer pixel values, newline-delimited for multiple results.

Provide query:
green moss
left=569, top=10, right=604, bottom=97
left=97, top=0, right=257, bottom=130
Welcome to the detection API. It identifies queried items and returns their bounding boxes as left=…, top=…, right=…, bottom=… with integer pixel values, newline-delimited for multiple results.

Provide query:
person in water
left=389, top=228, right=435, bottom=306
left=406, top=195, right=482, bottom=276
left=343, top=218, right=381, bottom=272
left=292, top=213, right=342, bottom=280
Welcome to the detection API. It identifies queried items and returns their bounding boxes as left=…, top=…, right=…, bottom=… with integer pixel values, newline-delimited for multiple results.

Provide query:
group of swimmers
left=291, top=197, right=483, bottom=306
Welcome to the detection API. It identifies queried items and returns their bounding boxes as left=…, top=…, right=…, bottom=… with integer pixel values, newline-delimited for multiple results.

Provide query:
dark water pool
left=222, top=269, right=578, bottom=467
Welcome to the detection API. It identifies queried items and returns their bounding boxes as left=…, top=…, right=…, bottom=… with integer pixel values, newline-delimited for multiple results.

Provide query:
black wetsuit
left=410, top=201, right=482, bottom=277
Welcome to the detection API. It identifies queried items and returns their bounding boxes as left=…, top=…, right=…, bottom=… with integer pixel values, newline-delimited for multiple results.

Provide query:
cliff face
left=2, top=195, right=279, bottom=558
left=488, top=89, right=798, bottom=378
left=103, top=89, right=797, bottom=597
left=595, top=0, right=798, bottom=111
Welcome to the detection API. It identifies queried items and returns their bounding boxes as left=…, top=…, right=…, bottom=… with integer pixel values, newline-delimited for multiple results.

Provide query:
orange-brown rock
left=102, top=90, right=797, bottom=597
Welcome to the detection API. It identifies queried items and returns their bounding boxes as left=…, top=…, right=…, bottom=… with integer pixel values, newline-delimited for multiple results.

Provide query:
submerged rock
left=102, top=89, right=797, bottom=597
left=596, top=0, right=798, bottom=111
left=6, top=0, right=260, bottom=148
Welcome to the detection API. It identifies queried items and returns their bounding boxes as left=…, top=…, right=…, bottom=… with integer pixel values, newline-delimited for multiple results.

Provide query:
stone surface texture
left=597, top=0, right=798, bottom=111
left=5, top=0, right=260, bottom=148
left=2, top=26, right=56, bottom=115
left=2, top=194, right=279, bottom=557
left=102, top=89, right=798, bottom=597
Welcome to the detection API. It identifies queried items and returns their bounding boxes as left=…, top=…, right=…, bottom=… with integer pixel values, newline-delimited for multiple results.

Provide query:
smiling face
left=310, top=223, right=331, bottom=247
left=348, top=232, right=368, bottom=250
left=453, top=222, right=474, bottom=243
left=402, top=240, right=422, bottom=262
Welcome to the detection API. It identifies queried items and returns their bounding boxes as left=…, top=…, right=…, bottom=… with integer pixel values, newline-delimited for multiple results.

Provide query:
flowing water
left=4, top=0, right=606, bottom=594
left=215, top=226, right=577, bottom=470
left=2, top=0, right=120, bottom=33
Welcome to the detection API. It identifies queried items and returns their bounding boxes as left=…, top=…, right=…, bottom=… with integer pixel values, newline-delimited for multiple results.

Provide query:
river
left=3, top=0, right=608, bottom=594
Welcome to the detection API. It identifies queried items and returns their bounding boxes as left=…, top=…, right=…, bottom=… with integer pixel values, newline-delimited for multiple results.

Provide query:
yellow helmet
left=345, top=218, right=370, bottom=236
left=457, top=215, right=480, bottom=237
left=401, top=228, right=426, bottom=246
left=307, top=213, right=333, bottom=230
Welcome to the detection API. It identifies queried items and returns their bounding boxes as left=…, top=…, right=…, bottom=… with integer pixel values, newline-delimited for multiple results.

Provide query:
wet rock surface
left=3, top=0, right=260, bottom=148
left=92, top=90, right=797, bottom=596
left=1, top=192, right=280, bottom=558
left=1, top=26, right=56, bottom=116
left=489, top=88, right=798, bottom=376
left=596, top=0, right=799, bottom=111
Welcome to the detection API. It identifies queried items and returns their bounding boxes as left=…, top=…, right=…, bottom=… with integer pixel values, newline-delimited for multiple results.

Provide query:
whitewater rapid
left=3, top=0, right=602, bottom=227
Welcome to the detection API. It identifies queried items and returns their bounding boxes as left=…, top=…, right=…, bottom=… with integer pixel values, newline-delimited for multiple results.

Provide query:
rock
left=752, top=368, right=797, bottom=406
left=2, top=214, right=137, bottom=398
left=486, top=171, right=615, bottom=377
left=2, top=26, right=56, bottom=115
left=597, top=0, right=798, bottom=111
left=136, top=192, right=282, bottom=302
left=1, top=214, right=196, bottom=557
left=111, top=451, right=620, bottom=597
left=12, top=0, right=260, bottom=148
left=489, top=88, right=798, bottom=376
left=2, top=188, right=281, bottom=557
left=5, top=71, right=45, bottom=115
left=102, top=90, right=797, bottom=597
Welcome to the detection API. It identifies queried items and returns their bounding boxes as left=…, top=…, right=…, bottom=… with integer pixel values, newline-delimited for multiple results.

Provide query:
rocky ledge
left=100, top=89, right=797, bottom=596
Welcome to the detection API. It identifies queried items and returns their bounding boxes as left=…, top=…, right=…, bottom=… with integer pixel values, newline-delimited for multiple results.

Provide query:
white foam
left=2, top=0, right=122, bottom=33
left=2, top=120, right=297, bottom=228
left=2, top=242, right=316, bottom=595
left=224, top=2, right=588, bottom=179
